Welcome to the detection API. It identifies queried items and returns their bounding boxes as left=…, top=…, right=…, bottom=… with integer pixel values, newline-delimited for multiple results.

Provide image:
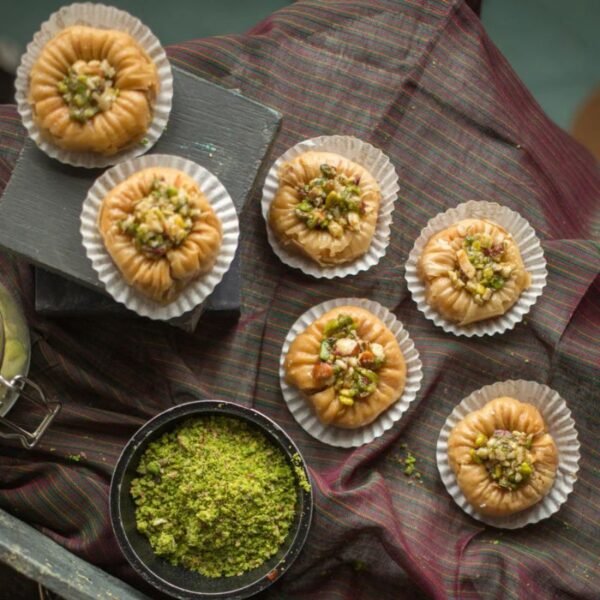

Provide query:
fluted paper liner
left=405, top=201, right=547, bottom=337
left=81, top=154, right=239, bottom=320
left=262, top=136, right=399, bottom=278
left=437, top=380, right=580, bottom=529
left=279, top=298, right=423, bottom=447
left=15, top=2, right=173, bottom=168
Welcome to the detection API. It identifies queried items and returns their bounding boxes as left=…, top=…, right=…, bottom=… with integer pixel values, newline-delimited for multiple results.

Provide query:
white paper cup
left=279, top=297, right=423, bottom=447
left=80, top=154, right=239, bottom=320
left=436, top=380, right=580, bottom=529
left=15, top=2, right=173, bottom=168
left=261, top=136, right=399, bottom=278
left=405, top=200, right=547, bottom=337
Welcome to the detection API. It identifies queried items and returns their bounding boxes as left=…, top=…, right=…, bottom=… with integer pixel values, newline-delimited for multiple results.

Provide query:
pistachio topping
left=311, top=313, right=386, bottom=406
left=118, top=177, right=202, bottom=258
left=294, top=163, right=364, bottom=238
left=448, top=232, right=514, bottom=304
left=469, top=429, right=535, bottom=490
left=58, top=59, right=119, bottom=123
left=130, top=416, right=299, bottom=578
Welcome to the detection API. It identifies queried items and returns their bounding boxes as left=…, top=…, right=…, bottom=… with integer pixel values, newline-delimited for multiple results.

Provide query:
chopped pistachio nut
left=352, top=560, right=367, bottom=572
left=118, top=177, right=202, bottom=258
left=448, top=232, right=514, bottom=305
left=130, top=417, right=298, bottom=578
left=397, top=448, right=422, bottom=480
left=58, top=59, right=119, bottom=123
left=292, top=453, right=312, bottom=493
left=294, top=163, right=363, bottom=238
left=470, top=429, right=535, bottom=490
left=404, top=452, right=417, bottom=476
left=311, top=313, right=386, bottom=405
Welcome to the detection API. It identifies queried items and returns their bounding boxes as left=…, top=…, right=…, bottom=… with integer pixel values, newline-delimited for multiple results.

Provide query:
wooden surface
left=0, top=507, right=150, bottom=600
left=0, top=66, right=281, bottom=327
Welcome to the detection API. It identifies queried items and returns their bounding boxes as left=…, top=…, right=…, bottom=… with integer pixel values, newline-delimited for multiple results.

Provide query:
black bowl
left=110, top=400, right=313, bottom=599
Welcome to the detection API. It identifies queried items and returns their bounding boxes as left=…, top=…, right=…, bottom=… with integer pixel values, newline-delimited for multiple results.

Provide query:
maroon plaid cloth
left=0, top=1, right=598, bottom=598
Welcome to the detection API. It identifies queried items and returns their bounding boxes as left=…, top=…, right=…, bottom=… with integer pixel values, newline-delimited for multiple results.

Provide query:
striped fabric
left=0, top=1, right=598, bottom=598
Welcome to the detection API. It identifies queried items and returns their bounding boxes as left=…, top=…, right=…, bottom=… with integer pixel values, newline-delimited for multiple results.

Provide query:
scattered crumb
left=516, top=144, right=522, bottom=149
left=68, top=454, right=82, bottom=462
left=524, top=358, right=530, bottom=363
left=491, top=540, right=500, bottom=545
left=396, top=446, right=422, bottom=481
left=352, top=560, right=367, bottom=572
left=292, top=453, right=312, bottom=493
left=49, top=447, right=55, bottom=452
left=404, top=452, right=417, bottom=476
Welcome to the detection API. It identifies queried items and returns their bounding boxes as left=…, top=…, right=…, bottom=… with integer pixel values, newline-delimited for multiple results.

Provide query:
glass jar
left=0, top=282, right=60, bottom=448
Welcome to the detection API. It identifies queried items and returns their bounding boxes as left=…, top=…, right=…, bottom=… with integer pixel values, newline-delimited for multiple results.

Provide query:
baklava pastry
left=418, top=219, right=531, bottom=325
left=28, top=25, right=158, bottom=155
left=268, top=151, right=381, bottom=266
left=98, top=167, right=222, bottom=304
left=448, top=397, right=558, bottom=517
left=284, top=306, right=406, bottom=428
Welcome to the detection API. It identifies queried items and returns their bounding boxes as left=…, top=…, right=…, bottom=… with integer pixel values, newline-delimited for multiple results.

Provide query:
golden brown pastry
left=418, top=218, right=531, bottom=325
left=28, top=25, right=158, bottom=155
left=98, top=167, right=222, bottom=304
left=268, top=151, right=381, bottom=266
left=448, top=397, right=558, bottom=517
left=284, top=306, right=406, bottom=428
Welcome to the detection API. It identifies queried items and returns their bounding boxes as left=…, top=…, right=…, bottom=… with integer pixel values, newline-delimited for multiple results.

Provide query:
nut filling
left=470, top=429, right=535, bottom=490
left=448, top=232, right=515, bottom=305
left=58, top=59, right=119, bottom=122
left=294, top=164, right=364, bottom=238
left=119, top=177, right=202, bottom=258
left=311, top=313, right=386, bottom=406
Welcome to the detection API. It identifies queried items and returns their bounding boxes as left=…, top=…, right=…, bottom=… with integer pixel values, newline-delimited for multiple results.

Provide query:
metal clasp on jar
left=0, top=375, right=61, bottom=449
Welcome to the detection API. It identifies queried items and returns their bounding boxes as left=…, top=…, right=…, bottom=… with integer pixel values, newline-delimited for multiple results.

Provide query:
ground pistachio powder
left=130, top=416, right=299, bottom=577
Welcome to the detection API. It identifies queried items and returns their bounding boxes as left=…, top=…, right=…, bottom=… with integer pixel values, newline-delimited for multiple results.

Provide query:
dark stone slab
left=0, top=66, right=281, bottom=330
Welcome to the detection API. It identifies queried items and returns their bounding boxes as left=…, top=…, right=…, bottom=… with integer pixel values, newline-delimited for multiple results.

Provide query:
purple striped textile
left=0, top=1, right=598, bottom=598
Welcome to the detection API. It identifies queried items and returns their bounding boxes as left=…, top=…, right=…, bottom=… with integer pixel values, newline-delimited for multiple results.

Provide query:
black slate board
left=0, top=66, right=281, bottom=330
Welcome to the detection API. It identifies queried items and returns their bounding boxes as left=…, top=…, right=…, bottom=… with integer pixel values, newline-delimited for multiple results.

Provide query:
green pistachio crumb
left=130, top=416, right=299, bottom=578
left=397, top=448, right=422, bottom=480
left=352, top=560, right=367, bottom=572
left=292, top=453, right=312, bottom=493
left=293, top=163, right=363, bottom=235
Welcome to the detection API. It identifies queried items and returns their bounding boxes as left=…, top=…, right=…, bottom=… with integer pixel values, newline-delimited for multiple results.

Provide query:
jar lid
left=0, top=309, right=4, bottom=370
left=0, top=283, right=31, bottom=416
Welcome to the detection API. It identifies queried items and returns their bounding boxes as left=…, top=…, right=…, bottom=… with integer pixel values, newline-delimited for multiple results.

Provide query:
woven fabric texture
left=0, top=1, right=598, bottom=598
